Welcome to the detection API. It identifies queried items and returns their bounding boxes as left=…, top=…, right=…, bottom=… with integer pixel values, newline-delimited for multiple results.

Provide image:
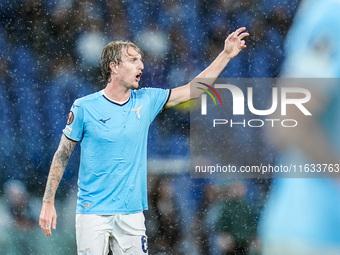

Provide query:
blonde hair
left=100, top=41, right=143, bottom=83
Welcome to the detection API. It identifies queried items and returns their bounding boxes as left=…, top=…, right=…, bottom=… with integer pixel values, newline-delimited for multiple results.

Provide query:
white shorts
left=76, top=212, right=148, bottom=255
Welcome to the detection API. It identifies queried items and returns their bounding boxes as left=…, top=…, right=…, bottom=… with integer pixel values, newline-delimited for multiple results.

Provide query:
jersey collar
left=101, top=90, right=130, bottom=106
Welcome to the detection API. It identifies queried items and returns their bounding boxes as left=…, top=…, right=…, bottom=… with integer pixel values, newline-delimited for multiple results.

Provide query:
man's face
left=115, top=46, right=144, bottom=89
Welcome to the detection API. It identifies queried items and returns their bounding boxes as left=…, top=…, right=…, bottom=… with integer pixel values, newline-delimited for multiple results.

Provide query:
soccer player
left=39, top=27, right=248, bottom=254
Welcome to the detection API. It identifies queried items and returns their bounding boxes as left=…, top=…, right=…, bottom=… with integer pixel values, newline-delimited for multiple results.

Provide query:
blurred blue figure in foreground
left=259, top=0, right=340, bottom=254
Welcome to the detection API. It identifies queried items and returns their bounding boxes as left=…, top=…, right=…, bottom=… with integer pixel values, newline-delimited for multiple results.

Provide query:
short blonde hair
left=100, top=41, right=143, bottom=83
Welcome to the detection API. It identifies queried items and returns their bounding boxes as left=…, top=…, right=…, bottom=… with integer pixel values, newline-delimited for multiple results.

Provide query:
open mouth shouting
left=135, top=72, right=142, bottom=82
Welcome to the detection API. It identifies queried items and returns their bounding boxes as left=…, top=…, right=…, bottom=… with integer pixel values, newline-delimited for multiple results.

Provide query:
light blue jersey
left=63, top=88, right=170, bottom=214
left=259, top=0, right=340, bottom=248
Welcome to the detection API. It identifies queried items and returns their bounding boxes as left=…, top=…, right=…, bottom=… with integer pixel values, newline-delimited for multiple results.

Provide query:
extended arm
left=39, top=134, right=77, bottom=237
left=165, top=27, right=249, bottom=108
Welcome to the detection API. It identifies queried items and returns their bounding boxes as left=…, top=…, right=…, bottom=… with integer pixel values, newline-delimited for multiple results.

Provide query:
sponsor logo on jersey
left=98, top=117, right=111, bottom=123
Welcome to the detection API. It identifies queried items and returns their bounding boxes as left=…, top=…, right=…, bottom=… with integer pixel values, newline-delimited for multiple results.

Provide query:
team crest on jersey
left=67, top=111, right=74, bottom=125
left=131, top=105, right=143, bottom=119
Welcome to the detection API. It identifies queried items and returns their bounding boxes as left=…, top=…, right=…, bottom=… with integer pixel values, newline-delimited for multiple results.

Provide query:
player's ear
left=110, top=62, right=118, bottom=74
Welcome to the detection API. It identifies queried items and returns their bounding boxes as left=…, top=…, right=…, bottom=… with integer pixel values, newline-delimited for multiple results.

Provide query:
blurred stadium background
left=0, top=0, right=300, bottom=254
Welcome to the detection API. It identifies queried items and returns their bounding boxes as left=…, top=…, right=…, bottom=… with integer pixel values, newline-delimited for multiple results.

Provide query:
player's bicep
left=60, top=133, right=77, bottom=150
left=165, top=84, right=191, bottom=108
left=55, top=134, right=77, bottom=163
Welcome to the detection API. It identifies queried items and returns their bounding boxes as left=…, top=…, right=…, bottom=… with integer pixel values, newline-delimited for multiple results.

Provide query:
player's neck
left=104, top=82, right=131, bottom=102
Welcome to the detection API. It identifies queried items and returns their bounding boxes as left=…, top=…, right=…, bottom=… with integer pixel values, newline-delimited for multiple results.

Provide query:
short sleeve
left=144, top=88, right=170, bottom=122
left=62, top=99, right=84, bottom=141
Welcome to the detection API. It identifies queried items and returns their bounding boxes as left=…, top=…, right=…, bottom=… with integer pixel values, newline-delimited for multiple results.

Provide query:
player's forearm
left=42, top=135, right=76, bottom=204
left=165, top=28, right=248, bottom=108
left=190, top=51, right=232, bottom=100
left=166, top=52, right=234, bottom=107
left=190, top=27, right=248, bottom=99
left=42, top=153, right=67, bottom=204
left=196, top=51, right=232, bottom=79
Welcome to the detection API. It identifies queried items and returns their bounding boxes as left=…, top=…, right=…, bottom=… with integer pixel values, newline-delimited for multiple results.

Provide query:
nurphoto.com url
left=194, top=163, right=340, bottom=176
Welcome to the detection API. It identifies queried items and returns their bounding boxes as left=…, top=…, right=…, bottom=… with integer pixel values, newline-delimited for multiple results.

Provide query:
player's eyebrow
left=127, top=54, right=142, bottom=61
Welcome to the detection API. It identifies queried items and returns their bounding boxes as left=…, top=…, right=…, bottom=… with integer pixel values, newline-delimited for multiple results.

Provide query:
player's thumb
left=52, top=216, right=57, bottom=230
